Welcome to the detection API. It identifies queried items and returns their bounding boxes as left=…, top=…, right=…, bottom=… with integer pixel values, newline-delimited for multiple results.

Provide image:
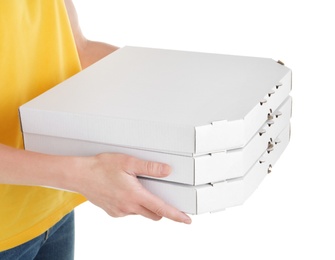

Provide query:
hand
left=76, top=153, right=192, bottom=224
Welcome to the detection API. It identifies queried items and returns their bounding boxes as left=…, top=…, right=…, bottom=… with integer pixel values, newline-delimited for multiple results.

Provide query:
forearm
left=0, top=143, right=83, bottom=192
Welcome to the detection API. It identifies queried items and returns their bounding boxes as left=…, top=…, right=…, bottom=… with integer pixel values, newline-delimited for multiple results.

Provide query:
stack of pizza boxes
left=20, top=46, right=292, bottom=214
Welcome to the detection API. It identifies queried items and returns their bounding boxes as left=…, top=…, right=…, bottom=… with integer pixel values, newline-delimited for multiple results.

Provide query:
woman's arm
left=0, top=143, right=191, bottom=223
left=64, top=0, right=119, bottom=69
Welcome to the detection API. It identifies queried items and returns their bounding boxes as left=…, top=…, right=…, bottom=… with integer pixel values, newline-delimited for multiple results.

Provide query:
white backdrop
left=72, top=1, right=335, bottom=259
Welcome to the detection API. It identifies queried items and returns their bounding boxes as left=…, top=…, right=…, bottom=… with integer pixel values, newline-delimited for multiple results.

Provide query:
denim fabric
left=0, top=211, right=75, bottom=260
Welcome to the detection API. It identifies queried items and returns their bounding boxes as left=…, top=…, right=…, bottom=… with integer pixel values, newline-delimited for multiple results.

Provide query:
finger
left=139, top=189, right=192, bottom=224
left=136, top=205, right=163, bottom=221
left=125, top=157, right=172, bottom=178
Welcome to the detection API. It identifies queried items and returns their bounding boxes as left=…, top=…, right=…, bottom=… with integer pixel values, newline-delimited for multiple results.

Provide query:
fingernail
left=160, top=164, right=172, bottom=176
left=183, top=217, right=192, bottom=224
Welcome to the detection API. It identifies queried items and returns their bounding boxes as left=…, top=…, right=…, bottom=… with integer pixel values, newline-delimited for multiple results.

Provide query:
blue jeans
left=0, top=211, right=75, bottom=260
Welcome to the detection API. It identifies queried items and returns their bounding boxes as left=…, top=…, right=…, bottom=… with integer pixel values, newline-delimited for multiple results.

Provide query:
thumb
left=126, top=157, right=172, bottom=178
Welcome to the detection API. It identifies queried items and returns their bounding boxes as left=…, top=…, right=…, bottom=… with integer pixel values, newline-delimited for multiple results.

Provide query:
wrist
left=58, top=155, right=88, bottom=193
left=61, top=155, right=100, bottom=196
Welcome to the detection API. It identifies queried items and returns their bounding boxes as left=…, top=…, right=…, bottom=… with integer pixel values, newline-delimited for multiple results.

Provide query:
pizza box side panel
left=195, top=95, right=291, bottom=184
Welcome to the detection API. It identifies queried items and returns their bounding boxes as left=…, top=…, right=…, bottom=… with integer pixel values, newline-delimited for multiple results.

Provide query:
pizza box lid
left=20, top=46, right=291, bottom=155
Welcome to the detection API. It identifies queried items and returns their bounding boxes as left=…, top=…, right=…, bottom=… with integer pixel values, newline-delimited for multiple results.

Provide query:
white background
left=72, top=0, right=335, bottom=259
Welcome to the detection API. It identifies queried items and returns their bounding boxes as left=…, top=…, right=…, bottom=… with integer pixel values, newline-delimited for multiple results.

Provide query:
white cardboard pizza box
left=139, top=124, right=291, bottom=214
left=22, top=95, right=291, bottom=185
left=19, top=46, right=292, bottom=156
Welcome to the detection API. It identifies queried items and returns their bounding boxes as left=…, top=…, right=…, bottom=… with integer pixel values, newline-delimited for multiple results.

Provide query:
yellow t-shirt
left=0, top=0, right=86, bottom=251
